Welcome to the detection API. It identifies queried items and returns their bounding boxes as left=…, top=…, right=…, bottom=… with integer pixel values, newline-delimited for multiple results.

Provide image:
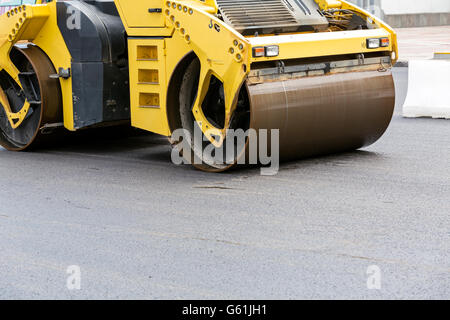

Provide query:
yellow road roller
left=0, top=0, right=397, bottom=172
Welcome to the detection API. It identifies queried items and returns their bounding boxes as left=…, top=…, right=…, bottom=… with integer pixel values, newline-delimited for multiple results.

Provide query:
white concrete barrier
left=403, top=59, right=450, bottom=119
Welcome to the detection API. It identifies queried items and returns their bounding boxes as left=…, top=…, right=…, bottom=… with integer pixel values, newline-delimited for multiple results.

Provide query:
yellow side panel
left=114, top=0, right=173, bottom=37
left=248, top=29, right=393, bottom=63
left=128, top=38, right=170, bottom=136
left=115, top=0, right=165, bottom=28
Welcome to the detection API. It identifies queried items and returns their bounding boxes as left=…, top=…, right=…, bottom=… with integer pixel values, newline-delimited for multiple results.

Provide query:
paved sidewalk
left=396, top=26, right=450, bottom=63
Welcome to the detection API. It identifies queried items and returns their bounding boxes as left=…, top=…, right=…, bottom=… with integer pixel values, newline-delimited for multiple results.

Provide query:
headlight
left=252, top=45, right=279, bottom=58
left=264, top=45, right=279, bottom=57
left=366, top=38, right=390, bottom=49
left=366, top=38, right=380, bottom=49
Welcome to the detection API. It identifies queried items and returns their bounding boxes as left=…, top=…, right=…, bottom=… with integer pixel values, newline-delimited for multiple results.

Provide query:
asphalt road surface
left=0, top=67, right=449, bottom=299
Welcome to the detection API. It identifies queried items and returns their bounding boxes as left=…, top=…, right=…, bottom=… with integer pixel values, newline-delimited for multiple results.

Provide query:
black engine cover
left=57, top=0, right=130, bottom=129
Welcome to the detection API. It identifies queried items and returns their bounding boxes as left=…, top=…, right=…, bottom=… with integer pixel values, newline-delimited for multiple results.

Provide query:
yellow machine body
left=115, top=0, right=397, bottom=145
left=0, top=0, right=398, bottom=171
left=0, top=2, right=73, bottom=130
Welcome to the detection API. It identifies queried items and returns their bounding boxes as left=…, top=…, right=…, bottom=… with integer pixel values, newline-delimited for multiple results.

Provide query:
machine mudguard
left=56, top=0, right=130, bottom=129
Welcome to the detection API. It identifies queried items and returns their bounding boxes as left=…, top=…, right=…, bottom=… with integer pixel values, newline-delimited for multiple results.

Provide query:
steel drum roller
left=246, top=70, right=395, bottom=161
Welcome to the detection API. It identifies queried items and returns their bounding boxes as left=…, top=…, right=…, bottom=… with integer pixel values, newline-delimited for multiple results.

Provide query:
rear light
left=366, top=38, right=380, bottom=49
left=252, top=45, right=279, bottom=58
left=252, top=47, right=265, bottom=58
left=380, top=37, right=390, bottom=47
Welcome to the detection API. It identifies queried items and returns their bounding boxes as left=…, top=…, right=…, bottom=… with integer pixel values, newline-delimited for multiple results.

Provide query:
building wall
left=349, top=0, right=450, bottom=14
left=380, top=0, right=450, bottom=15
left=348, top=0, right=450, bottom=27
left=0, top=0, right=38, bottom=14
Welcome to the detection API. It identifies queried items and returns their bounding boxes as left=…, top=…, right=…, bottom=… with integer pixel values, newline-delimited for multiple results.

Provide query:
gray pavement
left=0, top=67, right=449, bottom=299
